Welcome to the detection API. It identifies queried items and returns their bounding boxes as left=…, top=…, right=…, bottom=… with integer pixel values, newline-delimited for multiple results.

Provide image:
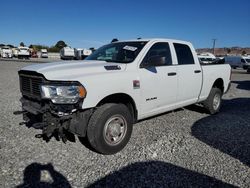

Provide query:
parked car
left=17, top=38, right=231, bottom=154
left=60, top=47, right=75, bottom=60
left=17, top=46, right=30, bottom=59
left=1, top=46, right=13, bottom=58
left=40, top=49, right=48, bottom=58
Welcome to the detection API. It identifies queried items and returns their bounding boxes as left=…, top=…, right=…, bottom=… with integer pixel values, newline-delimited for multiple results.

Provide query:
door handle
left=168, top=72, right=177, bottom=76
left=194, top=70, right=201, bottom=73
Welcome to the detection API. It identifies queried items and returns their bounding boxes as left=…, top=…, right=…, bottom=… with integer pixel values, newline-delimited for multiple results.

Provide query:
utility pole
left=212, top=39, right=217, bottom=55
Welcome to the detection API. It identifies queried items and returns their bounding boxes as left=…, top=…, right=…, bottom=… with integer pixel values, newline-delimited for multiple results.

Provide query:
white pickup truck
left=17, top=38, right=231, bottom=154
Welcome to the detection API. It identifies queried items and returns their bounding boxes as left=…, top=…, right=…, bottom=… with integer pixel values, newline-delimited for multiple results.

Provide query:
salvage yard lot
left=0, top=60, right=249, bottom=187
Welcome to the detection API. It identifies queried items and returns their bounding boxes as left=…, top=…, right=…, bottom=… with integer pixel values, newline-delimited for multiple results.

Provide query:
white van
left=243, top=56, right=250, bottom=69
left=224, top=56, right=248, bottom=69
left=75, top=48, right=92, bottom=60
left=60, top=47, right=75, bottom=60
left=40, top=49, right=48, bottom=58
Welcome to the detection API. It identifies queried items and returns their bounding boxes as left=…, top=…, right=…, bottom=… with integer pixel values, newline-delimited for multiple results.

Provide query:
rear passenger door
left=139, top=42, right=178, bottom=116
left=173, top=43, right=202, bottom=106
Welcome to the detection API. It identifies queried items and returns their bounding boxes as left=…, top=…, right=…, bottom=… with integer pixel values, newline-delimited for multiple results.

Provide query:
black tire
left=203, top=87, right=222, bottom=114
left=87, top=103, right=133, bottom=155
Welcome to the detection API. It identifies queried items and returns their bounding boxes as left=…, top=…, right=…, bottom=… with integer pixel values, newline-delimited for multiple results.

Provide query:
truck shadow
left=87, top=161, right=235, bottom=188
left=16, top=163, right=71, bottom=188
left=231, top=80, right=250, bottom=91
left=191, top=98, right=250, bottom=167
left=184, top=104, right=208, bottom=114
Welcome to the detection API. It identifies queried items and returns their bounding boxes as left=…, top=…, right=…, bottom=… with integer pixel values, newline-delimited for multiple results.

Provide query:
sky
left=1, top=0, right=250, bottom=49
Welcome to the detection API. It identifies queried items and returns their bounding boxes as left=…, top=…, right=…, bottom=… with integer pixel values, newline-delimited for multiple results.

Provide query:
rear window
left=174, top=43, right=195, bottom=65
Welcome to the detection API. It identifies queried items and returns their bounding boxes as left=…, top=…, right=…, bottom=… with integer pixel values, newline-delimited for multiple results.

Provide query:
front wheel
left=203, top=87, right=222, bottom=114
left=87, top=103, right=133, bottom=155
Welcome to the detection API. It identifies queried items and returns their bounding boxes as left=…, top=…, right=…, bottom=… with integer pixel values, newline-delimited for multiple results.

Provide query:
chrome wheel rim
left=213, top=93, right=221, bottom=110
left=103, top=115, right=127, bottom=146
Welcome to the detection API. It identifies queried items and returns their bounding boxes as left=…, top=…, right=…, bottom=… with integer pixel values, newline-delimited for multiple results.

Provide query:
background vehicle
left=198, top=52, right=216, bottom=64
left=60, top=46, right=75, bottom=60
left=18, top=38, right=231, bottom=155
left=17, top=46, right=30, bottom=59
left=1, top=46, right=13, bottom=58
left=243, top=56, right=250, bottom=69
left=224, top=56, right=248, bottom=69
left=40, top=49, right=48, bottom=58
left=75, top=48, right=92, bottom=60
left=12, top=48, right=19, bottom=58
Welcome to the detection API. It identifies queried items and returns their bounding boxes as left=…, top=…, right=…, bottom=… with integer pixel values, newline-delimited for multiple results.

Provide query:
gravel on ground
left=0, top=60, right=249, bottom=187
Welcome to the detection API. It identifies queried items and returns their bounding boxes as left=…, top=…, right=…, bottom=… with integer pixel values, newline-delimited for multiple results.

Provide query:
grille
left=20, top=75, right=43, bottom=97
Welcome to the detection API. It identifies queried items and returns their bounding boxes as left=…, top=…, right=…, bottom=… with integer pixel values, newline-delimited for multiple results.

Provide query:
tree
left=111, top=38, right=118, bottom=43
left=48, top=46, right=60, bottom=53
left=20, top=42, right=25, bottom=47
left=242, top=50, right=247, bottom=56
left=29, top=44, right=33, bottom=49
left=226, top=48, right=231, bottom=54
left=7, top=44, right=15, bottom=48
left=55, top=40, right=67, bottom=49
left=89, top=47, right=96, bottom=52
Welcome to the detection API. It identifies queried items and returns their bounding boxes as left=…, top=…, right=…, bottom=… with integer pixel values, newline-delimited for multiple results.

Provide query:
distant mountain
left=196, top=47, right=250, bottom=56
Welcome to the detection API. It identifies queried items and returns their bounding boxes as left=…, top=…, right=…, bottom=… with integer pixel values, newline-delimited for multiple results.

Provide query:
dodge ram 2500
left=17, top=38, right=231, bottom=154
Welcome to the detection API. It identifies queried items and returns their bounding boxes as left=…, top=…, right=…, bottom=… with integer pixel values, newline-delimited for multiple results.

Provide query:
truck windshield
left=86, top=41, right=147, bottom=63
left=245, top=59, right=250, bottom=63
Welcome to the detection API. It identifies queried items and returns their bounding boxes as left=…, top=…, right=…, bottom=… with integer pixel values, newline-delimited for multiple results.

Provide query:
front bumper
left=20, top=97, right=91, bottom=141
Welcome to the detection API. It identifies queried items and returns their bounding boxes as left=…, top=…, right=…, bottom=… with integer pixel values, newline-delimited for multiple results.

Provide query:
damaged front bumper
left=18, top=97, right=92, bottom=142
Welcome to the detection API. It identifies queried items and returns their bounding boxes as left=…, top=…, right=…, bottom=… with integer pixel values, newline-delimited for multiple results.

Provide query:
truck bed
left=199, top=64, right=231, bottom=102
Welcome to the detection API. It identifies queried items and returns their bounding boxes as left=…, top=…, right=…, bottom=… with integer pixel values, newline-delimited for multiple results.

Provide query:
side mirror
left=147, top=56, right=166, bottom=67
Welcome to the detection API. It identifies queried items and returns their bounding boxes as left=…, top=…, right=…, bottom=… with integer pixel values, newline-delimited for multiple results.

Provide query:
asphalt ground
left=0, top=60, right=249, bottom=187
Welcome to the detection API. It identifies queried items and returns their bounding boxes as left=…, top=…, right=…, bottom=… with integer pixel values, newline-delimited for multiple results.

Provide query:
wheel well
left=97, top=93, right=137, bottom=122
left=212, top=78, right=224, bottom=92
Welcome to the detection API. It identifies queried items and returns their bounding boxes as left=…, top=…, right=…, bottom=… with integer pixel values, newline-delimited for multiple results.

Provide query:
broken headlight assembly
left=40, top=84, right=86, bottom=104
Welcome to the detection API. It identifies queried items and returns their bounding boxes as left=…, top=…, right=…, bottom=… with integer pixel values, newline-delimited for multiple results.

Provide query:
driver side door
left=139, top=42, right=178, bottom=118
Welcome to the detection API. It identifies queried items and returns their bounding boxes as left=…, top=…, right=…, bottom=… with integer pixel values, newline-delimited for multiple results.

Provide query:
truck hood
left=21, top=60, right=127, bottom=80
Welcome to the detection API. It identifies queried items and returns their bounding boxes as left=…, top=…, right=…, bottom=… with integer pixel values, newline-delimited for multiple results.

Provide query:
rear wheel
left=87, top=103, right=133, bottom=155
left=203, top=87, right=222, bottom=114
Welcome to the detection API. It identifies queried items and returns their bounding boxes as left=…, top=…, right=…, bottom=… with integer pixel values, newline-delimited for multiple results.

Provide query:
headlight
left=41, top=84, right=86, bottom=104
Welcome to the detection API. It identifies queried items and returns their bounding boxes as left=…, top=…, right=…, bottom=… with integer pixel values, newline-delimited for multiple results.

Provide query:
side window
left=141, top=42, right=172, bottom=67
left=241, top=59, right=246, bottom=63
left=174, top=43, right=195, bottom=65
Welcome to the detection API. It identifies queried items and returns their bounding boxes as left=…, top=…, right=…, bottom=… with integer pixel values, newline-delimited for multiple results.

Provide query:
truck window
left=141, top=42, right=172, bottom=67
left=174, top=43, right=195, bottom=65
left=241, top=59, right=246, bottom=63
